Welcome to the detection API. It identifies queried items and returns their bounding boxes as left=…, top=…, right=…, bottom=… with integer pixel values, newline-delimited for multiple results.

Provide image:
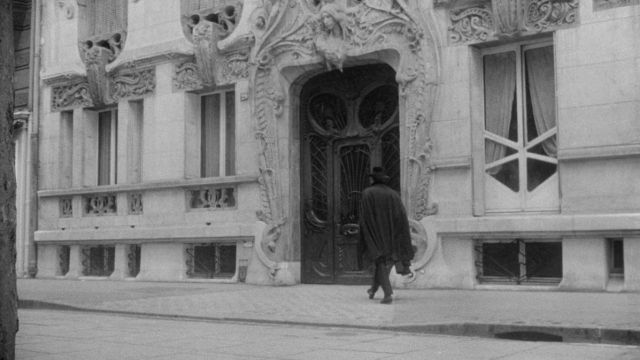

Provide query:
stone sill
left=38, top=174, right=259, bottom=198
left=558, top=144, right=640, bottom=162
left=429, top=213, right=640, bottom=238
left=432, top=156, right=472, bottom=170
left=34, top=224, right=255, bottom=243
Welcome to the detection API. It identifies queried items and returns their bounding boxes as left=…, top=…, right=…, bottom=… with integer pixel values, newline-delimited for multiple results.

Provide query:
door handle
left=340, top=223, right=360, bottom=236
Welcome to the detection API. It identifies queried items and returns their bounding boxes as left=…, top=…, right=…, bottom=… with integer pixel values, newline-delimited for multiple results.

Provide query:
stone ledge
left=429, top=213, right=640, bottom=238
left=34, top=224, right=255, bottom=243
left=558, top=144, right=640, bottom=162
left=38, top=174, right=259, bottom=198
left=432, top=156, right=472, bottom=170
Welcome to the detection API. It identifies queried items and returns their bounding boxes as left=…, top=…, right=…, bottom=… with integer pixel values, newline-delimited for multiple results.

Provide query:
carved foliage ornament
left=110, top=67, right=155, bottom=102
left=50, top=67, right=155, bottom=111
left=52, top=80, right=93, bottom=111
left=448, top=0, right=578, bottom=43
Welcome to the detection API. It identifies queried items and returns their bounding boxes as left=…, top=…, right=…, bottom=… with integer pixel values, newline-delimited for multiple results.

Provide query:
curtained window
left=201, top=91, right=236, bottom=178
left=483, top=42, right=557, bottom=202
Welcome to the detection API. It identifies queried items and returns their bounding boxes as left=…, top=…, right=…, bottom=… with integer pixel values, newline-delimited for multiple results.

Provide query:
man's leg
left=377, top=258, right=393, bottom=303
left=368, top=260, right=380, bottom=299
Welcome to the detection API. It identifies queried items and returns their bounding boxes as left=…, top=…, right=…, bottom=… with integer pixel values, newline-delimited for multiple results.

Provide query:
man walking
left=359, top=167, right=414, bottom=304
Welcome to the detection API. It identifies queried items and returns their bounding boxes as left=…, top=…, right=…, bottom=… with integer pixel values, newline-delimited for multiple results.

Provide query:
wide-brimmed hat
left=369, top=166, right=390, bottom=184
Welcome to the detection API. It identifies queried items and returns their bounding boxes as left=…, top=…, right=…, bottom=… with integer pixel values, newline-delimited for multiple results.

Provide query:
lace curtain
left=484, top=52, right=516, bottom=175
left=525, top=46, right=557, bottom=157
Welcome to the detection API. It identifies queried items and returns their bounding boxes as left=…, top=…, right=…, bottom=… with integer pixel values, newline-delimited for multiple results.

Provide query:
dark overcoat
left=359, top=182, right=414, bottom=263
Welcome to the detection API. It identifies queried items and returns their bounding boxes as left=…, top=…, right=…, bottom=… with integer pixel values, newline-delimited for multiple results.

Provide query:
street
left=16, top=309, right=640, bottom=360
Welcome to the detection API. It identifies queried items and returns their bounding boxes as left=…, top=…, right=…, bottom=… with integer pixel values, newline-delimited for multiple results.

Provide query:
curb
left=19, top=299, right=640, bottom=346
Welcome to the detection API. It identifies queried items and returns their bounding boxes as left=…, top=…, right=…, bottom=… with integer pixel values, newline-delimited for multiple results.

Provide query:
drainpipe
left=25, top=0, right=41, bottom=277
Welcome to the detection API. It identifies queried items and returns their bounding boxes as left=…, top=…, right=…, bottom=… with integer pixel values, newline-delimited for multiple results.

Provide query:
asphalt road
left=16, top=309, right=640, bottom=360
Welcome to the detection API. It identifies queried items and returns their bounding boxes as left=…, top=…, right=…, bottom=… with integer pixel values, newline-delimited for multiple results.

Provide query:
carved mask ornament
left=182, top=2, right=243, bottom=88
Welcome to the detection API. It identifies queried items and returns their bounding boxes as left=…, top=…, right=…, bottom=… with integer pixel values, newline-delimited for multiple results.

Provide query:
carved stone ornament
left=56, top=0, right=75, bottom=19
left=181, top=1, right=245, bottom=87
left=221, top=51, right=250, bottom=83
left=448, top=0, right=579, bottom=44
left=77, top=0, right=128, bottom=106
left=220, top=0, right=441, bottom=278
left=51, top=80, right=93, bottom=111
left=173, top=61, right=204, bottom=91
left=110, top=67, right=155, bottom=102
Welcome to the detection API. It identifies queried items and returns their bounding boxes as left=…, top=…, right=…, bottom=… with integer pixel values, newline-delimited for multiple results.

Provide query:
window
left=186, top=243, right=236, bottom=279
left=98, top=109, right=117, bottom=185
left=82, top=245, right=115, bottom=277
left=481, top=41, right=558, bottom=213
left=475, top=239, right=562, bottom=284
left=608, top=238, right=624, bottom=277
left=59, top=111, right=74, bottom=188
left=201, top=91, right=235, bottom=177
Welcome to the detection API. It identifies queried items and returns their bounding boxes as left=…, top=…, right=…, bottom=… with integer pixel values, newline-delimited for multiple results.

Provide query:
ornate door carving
left=301, top=64, right=400, bottom=284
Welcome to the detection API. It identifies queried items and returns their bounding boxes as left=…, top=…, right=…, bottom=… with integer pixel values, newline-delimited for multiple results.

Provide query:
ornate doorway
left=301, top=64, right=400, bottom=284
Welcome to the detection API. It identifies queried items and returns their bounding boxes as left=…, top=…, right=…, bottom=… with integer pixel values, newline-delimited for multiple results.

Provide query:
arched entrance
left=300, top=64, right=400, bottom=284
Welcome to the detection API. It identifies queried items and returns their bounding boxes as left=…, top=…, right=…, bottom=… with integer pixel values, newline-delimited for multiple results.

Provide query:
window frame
left=199, top=89, right=236, bottom=178
left=472, top=37, right=559, bottom=215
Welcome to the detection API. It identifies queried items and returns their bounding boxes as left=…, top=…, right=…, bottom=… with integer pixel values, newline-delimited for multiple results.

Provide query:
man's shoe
left=367, top=288, right=376, bottom=300
left=380, top=296, right=392, bottom=304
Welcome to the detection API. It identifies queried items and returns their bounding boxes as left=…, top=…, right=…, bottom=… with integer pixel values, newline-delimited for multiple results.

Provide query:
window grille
left=475, top=239, right=562, bottom=284
left=185, top=243, right=236, bottom=279
left=81, top=245, right=115, bottom=277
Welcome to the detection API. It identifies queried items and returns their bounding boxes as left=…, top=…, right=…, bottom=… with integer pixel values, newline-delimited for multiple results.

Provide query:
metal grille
left=57, top=246, right=70, bottom=276
left=381, top=127, right=401, bottom=192
left=186, top=243, right=236, bottom=279
left=81, top=245, right=115, bottom=277
left=309, top=135, right=329, bottom=222
left=475, top=239, right=562, bottom=284
left=127, top=245, right=141, bottom=278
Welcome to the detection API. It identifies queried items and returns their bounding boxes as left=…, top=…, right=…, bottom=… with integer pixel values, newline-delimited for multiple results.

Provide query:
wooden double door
left=300, top=64, right=400, bottom=284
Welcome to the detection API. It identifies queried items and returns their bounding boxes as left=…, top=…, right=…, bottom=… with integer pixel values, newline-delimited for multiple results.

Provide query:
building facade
left=26, top=0, right=640, bottom=291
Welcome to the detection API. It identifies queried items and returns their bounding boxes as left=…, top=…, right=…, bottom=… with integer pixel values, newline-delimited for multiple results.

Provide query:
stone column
left=559, top=237, right=607, bottom=290
left=66, top=244, right=83, bottom=278
left=110, top=244, right=129, bottom=280
left=624, top=237, right=640, bottom=291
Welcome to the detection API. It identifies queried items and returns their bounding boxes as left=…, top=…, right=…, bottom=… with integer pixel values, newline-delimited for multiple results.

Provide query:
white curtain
left=484, top=52, right=516, bottom=174
left=526, top=46, right=557, bottom=157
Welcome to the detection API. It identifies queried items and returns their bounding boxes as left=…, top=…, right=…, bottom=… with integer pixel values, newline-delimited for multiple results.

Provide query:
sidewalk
left=17, top=279, right=640, bottom=345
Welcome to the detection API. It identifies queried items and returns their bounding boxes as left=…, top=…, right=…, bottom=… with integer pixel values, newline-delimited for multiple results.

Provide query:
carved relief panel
left=445, top=0, right=579, bottom=44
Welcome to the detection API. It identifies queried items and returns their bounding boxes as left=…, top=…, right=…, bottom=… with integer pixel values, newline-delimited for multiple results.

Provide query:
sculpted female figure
left=314, top=2, right=349, bottom=71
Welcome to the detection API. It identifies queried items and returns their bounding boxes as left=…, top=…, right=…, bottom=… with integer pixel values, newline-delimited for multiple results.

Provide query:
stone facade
left=26, top=0, right=640, bottom=291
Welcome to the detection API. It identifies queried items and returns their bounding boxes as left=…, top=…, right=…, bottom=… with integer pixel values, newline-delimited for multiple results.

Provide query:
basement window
left=81, top=245, right=115, bottom=277
left=186, top=243, right=236, bottom=279
left=57, top=245, right=70, bottom=276
left=475, top=239, right=562, bottom=284
left=608, top=238, right=624, bottom=277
